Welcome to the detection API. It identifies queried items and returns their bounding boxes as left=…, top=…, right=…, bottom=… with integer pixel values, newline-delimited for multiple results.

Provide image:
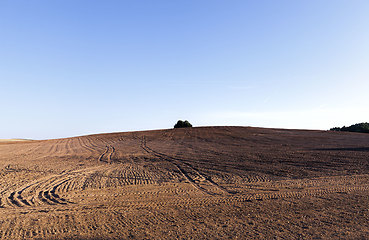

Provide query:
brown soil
left=0, top=126, right=368, bottom=239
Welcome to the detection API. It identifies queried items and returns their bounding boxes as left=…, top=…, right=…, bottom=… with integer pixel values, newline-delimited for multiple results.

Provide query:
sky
left=1, top=0, right=369, bottom=139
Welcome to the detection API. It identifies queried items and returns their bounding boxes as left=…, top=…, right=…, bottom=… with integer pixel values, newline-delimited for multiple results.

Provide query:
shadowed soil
left=0, top=126, right=368, bottom=239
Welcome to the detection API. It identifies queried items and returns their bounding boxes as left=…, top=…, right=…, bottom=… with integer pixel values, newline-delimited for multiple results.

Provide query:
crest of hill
left=57, top=126, right=328, bottom=142
left=3, top=125, right=368, bottom=142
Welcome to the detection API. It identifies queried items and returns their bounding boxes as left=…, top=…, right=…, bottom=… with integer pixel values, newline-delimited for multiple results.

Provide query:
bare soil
left=0, top=126, right=368, bottom=239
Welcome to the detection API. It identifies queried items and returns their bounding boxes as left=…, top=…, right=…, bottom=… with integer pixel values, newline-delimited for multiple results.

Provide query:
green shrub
left=174, top=120, right=192, bottom=128
left=330, top=122, right=369, bottom=133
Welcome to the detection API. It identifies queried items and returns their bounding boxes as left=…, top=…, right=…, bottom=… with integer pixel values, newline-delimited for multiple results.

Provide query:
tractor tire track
left=1, top=167, right=103, bottom=208
left=141, top=136, right=230, bottom=196
left=98, top=145, right=115, bottom=164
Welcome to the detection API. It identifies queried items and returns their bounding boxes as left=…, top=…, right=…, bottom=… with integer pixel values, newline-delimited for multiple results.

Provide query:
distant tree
left=174, top=120, right=192, bottom=128
left=330, top=122, right=369, bottom=133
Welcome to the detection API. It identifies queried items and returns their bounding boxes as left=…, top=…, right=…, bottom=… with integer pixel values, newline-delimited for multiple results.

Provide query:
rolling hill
left=0, top=126, right=368, bottom=239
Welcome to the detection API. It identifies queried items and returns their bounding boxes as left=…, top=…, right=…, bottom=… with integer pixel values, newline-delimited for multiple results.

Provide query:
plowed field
left=0, top=127, right=368, bottom=239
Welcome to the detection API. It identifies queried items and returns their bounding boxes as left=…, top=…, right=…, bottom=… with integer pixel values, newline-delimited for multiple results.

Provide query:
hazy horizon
left=1, top=1, right=369, bottom=139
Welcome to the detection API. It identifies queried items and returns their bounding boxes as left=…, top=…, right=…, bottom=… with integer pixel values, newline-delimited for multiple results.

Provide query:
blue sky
left=1, top=1, right=369, bottom=139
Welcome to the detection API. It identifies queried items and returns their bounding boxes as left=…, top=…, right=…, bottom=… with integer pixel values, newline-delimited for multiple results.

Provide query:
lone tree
left=174, top=120, right=192, bottom=128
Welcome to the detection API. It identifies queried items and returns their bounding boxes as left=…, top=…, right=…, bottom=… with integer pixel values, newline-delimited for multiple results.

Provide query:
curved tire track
left=141, top=136, right=230, bottom=196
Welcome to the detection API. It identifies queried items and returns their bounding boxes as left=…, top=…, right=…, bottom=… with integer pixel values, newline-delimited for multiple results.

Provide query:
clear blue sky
left=1, top=1, right=369, bottom=139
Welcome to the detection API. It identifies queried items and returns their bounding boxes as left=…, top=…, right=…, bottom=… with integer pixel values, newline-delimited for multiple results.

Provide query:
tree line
left=330, top=122, right=369, bottom=133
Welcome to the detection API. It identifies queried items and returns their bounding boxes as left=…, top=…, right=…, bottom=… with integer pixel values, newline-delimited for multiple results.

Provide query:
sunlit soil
left=0, top=127, right=368, bottom=239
